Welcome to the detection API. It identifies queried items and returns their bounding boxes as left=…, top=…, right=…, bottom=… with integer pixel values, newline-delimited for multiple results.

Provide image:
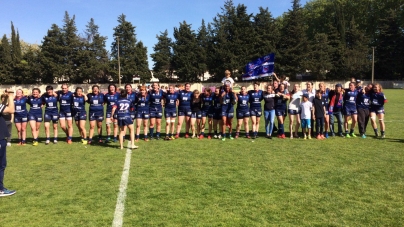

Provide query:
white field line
left=112, top=141, right=132, bottom=227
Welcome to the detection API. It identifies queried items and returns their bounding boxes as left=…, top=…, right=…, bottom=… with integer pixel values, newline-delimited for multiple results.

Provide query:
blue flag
left=242, top=53, right=275, bottom=81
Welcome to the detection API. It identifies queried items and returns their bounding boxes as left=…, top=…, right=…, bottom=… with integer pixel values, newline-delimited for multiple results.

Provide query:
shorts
left=250, top=108, right=262, bottom=117
left=301, top=119, right=311, bottom=129
left=150, top=108, right=163, bottom=119
left=59, top=110, right=73, bottom=120
left=165, top=109, right=177, bottom=118
left=178, top=107, right=192, bottom=117
left=106, top=112, right=112, bottom=119
left=44, top=113, right=59, bottom=123
left=370, top=106, right=385, bottom=114
left=73, top=111, right=87, bottom=121
left=28, top=113, right=43, bottom=122
left=201, top=110, right=214, bottom=118
left=288, top=109, right=299, bottom=115
left=89, top=111, right=104, bottom=121
left=213, top=110, right=222, bottom=120
left=275, top=108, right=287, bottom=117
left=117, top=116, right=133, bottom=127
left=236, top=110, right=250, bottom=119
left=14, top=114, right=28, bottom=123
left=130, top=111, right=136, bottom=120
left=191, top=111, right=202, bottom=119
left=136, top=110, right=150, bottom=119
left=343, top=106, right=358, bottom=116
left=221, top=110, right=234, bottom=118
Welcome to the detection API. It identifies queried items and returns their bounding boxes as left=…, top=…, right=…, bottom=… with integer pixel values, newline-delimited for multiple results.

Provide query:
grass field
left=1, top=89, right=404, bottom=227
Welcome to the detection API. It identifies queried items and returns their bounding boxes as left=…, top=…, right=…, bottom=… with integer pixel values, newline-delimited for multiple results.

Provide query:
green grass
left=1, top=90, right=404, bottom=226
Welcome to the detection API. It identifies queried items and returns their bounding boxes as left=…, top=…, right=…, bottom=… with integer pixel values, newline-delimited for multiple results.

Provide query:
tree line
left=0, top=0, right=403, bottom=85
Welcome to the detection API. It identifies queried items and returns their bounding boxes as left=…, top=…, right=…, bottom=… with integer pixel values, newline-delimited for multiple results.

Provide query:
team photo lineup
left=2, top=70, right=387, bottom=151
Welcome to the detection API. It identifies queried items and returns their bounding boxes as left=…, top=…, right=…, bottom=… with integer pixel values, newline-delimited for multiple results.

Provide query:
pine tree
left=11, top=22, right=22, bottom=63
left=172, top=21, right=200, bottom=82
left=252, top=7, right=279, bottom=59
left=196, top=20, right=208, bottom=81
left=307, top=33, right=333, bottom=80
left=151, top=30, right=173, bottom=80
left=0, top=35, right=14, bottom=84
left=40, top=24, right=65, bottom=83
left=134, top=41, right=150, bottom=82
left=61, top=11, right=82, bottom=82
left=326, top=22, right=346, bottom=80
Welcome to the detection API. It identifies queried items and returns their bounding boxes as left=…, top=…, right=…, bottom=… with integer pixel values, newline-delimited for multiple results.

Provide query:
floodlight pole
left=117, top=36, right=121, bottom=88
left=372, top=47, right=375, bottom=84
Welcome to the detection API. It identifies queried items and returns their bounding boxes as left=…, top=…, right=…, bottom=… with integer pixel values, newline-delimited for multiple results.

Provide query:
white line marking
left=112, top=141, right=132, bottom=227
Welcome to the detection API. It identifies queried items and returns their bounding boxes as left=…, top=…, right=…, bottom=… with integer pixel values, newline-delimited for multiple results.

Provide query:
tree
left=172, top=21, right=200, bottom=82
left=307, top=33, right=333, bottom=80
left=0, top=35, right=14, bottom=84
left=151, top=30, right=173, bottom=80
left=196, top=20, right=208, bottom=81
left=61, top=11, right=82, bottom=82
left=40, top=24, right=65, bottom=83
left=11, top=22, right=22, bottom=63
left=252, top=7, right=279, bottom=59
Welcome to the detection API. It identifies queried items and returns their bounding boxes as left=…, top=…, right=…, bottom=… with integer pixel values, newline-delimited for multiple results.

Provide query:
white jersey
left=221, top=77, right=235, bottom=88
left=302, top=89, right=316, bottom=103
left=300, top=101, right=312, bottom=120
left=289, top=91, right=303, bottom=110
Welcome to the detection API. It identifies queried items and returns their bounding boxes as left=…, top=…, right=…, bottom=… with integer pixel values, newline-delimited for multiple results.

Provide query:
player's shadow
left=385, top=138, right=404, bottom=143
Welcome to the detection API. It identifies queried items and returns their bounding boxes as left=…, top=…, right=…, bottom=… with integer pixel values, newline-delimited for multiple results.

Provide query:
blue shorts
left=276, top=108, right=287, bottom=117
left=236, top=110, right=250, bottom=119
left=201, top=110, right=214, bottom=118
left=213, top=110, right=222, bottom=120
left=250, top=108, right=262, bottom=117
left=117, top=116, right=133, bottom=127
left=73, top=111, right=87, bottom=121
left=165, top=109, right=177, bottom=118
left=14, top=114, right=28, bottom=123
left=343, top=106, right=357, bottom=116
left=130, top=111, right=136, bottom=120
left=178, top=107, right=192, bottom=117
left=44, top=113, right=59, bottom=123
left=136, top=110, right=150, bottom=119
left=288, top=109, right=299, bottom=115
left=59, top=110, right=73, bottom=119
left=191, top=111, right=202, bottom=119
left=221, top=111, right=234, bottom=118
left=370, top=106, right=385, bottom=114
left=28, top=113, right=43, bottom=122
left=301, top=119, right=311, bottom=129
left=89, top=111, right=104, bottom=121
left=150, top=108, right=163, bottom=119
left=106, top=112, right=112, bottom=119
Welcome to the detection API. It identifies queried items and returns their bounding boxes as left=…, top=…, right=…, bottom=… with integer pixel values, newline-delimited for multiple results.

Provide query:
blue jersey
left=114, top=98, right=133, bottom=118
left=343, top=89, right=359, bottom=107
left=135, top=94, right=150, bottom=112
left=14, top=96, right=28, bottom=117
left=42, top=94, right=58, bottom=114
left=178, top=90, right=193, bottom=108
left=274, top=94, right=288, bottom=109
left=370, top=92, right=387, bottom=107
left=27, top=96, right=43, bottom=115
left=236, top=94, right=250, bottom=112
left=221, top=92, right=235, bottom=108
left=248, top=90, right=263, bottom=109
left=72, top=95, right=86, bottom=112
left=87, top=93, right=105, bottom=113
left=58, top=91, right=73, bottom=113
left=356, top=90, right=371, bottom=109
left=201, top=93, right=214, bottom=112
left=149, top=89, right=164, bottom=110
left=321, top=89, right=330, bottom=108
left=163, top=92, right=178, bottom=110
left=213, top=94, right=222, bottom=110
left=104, top=92, right=120, bottom=113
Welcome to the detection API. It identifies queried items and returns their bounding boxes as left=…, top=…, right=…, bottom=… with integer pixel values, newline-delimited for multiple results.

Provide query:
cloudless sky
left=0, top=0, right=308, bottom=69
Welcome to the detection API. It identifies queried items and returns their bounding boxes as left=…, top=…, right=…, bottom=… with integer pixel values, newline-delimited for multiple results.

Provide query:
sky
left=0, top=0, right=308, bottom=69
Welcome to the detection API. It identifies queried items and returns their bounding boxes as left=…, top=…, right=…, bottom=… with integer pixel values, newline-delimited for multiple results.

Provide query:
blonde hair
left=225, top=70, right=231, bottom=75
left=373, top=83, right=383, bottom=92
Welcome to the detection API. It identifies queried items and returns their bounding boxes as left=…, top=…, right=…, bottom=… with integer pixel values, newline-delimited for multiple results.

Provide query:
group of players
left=3, top=71, right=387, bottom=149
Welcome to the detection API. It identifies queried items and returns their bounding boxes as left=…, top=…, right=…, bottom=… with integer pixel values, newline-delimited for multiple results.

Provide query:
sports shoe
left=185, top=134, right=189, bottom=139
left=316, top=135, right=322, bottom=140
left=33, top=141, right=39, bottom=146
left=170, top=136, right=175, bottom=140
left=130, top=145, right=139, bottom=149
left=207, top=135, right=212, bottom=139
left=191, top=135, right=196, bottom=139
left=144, top=138, right=149, bottom=142
left=149, top=137, right=154, bottom=140
left=156, top=136, right=160, bottom=140
left=381, top=134, right=385, bottom=139
left=88, top=140, right=92, bottom=145
left=235, top=135, right=239, bottom=139
left=281, top=134, right=286, bottom=139
left=22, top=142, right=26, bottom=146
left=81, top=139, right=84, bottom=143
left=45, top=140, right=50, bottom=145
left=246, top=135, right=251, bottom=139
left=375, top=132, right=379, bottom=137
left=82, top=140, right=88, bottom=145
left=345, top=134, right=351, bottom=138
left=0, top=188, right=16, bottom=197
left=199, top=135, right=204, bottom=139
left=113, top=138, right=118, bottom=143
left=98, top=139, right=103, bottom=143
left=17, top=142, right=22, bottom=146
left=164, top=136, right=170, bottom=140
left=6, top=142, right=11, bottom=147
left=53, top=140, right=58, bottom=144
left=350, top=133, right=357, bottom=138
left=308, top=135, right=312, bottom=140
left=221, top=137, right=226, bottom=141
left=339, top=133, right=344, bottom=137
left=229, top=136, right=234, bottom=140
left=213, top=134, right=218, bottom=139
left=67, top=140, right=72, bottom=144
left=175, top=134, right=179, bottom=139
left=320, top=135, right=325, bottom=139
left=304, top=135, right=307, bottom=140
left=218, top=135, right=222, bottom=139
left=361, top=134, right=366, bottom=139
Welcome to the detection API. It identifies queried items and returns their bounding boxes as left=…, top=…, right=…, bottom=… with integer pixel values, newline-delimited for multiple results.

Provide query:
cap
left=335, top=84, right=342, bottom=88
left=303, top=93, right=309, bottom=98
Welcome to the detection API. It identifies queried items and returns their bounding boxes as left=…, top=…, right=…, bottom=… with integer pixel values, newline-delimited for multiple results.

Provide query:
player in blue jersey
left=111, top=89, right=138, bottom=150
left=274, top=83, right=290, bottom=138
left=87, top=85, right=105, bottom=144
left=57, top=84, right=74, bottom=144
left=319, top=82, right=330, bottom=138
left=190, top=90, right=202, bottom=138
left=42, top=86, right=59, bottom=145
left=149, top=82, right=164, bottom=140
left=357, top=84, right=372, bottom=138
left=248, top=82, right=264, bottom=139
left=212, top=87, right=223, bottom=139
left=343, top=82, right=359, bottom=137
left=235, top=86, right=250, bottom=139
left=134, top=86, right=150, bottom=141
left=13, top=89, right=28, bottom=145
left=200, top=88, right=214, bottom=139
left=163, top=85, right=178, bottom=140
left=220, top=84, right=236, bottom=141
left=72, top=87, right=88, bottom=144
left=27, top=88, right=43, bottom=146
left=104, top=84, right=120, bottom=143
left=176, top=83, right=193, bottom=138
left=370, top=83, right=387, bottom=138
left=125, top=84, right=137, bottom=121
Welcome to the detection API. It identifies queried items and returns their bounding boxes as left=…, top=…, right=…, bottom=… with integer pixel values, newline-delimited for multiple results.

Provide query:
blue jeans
left=330, top=111, right=343, bottom=134
left=264, top=110, right=275, bottom=135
